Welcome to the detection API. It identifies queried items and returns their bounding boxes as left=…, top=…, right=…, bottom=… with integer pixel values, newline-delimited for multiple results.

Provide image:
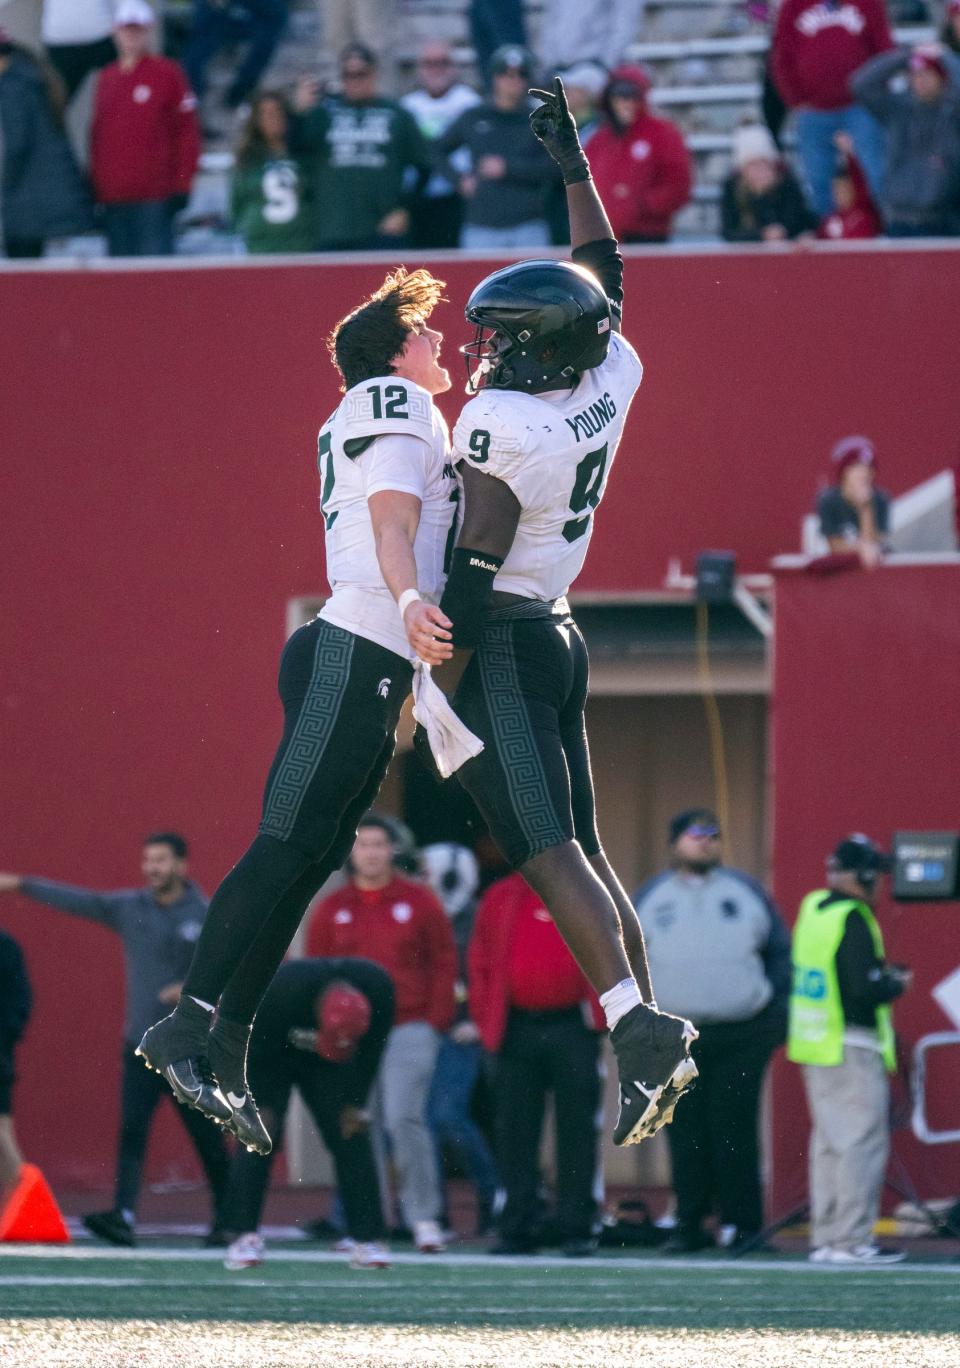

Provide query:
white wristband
left=398, top=588, right=422, bottom=618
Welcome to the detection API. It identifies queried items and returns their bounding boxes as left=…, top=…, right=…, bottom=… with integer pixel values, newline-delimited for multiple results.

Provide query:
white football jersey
left=452, top=332, right=643, bottom=601
left=317, top=375, right=458, bottom=660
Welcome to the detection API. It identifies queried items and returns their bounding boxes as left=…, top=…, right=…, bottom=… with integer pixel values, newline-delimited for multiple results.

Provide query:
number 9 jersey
left=451, top=332, right=643, bottom=601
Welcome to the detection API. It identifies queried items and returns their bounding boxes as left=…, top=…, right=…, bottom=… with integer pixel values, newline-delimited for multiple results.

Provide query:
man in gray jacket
left=633, top=809, right=791, bottom=1254
left=0, top=834, right=229, bottom=1246
left=851, top=43, right=960, bottom=236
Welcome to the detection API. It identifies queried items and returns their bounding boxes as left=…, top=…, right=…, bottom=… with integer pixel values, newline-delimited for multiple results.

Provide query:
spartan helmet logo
left=377, top=678, right=391, bottom=699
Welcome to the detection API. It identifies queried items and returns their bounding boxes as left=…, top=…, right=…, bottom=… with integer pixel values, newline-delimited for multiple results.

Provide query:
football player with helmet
left=137, top=268, right=458, bottom=1156
left=435, top=80, right=698, bottom=1146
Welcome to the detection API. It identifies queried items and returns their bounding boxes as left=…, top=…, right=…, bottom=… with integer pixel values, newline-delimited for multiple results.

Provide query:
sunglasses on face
left=686, top=826, right=720, bottom=839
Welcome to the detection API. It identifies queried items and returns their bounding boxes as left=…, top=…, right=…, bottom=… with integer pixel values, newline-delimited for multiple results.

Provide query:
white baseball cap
left=114, top=0, right=155, bottom=26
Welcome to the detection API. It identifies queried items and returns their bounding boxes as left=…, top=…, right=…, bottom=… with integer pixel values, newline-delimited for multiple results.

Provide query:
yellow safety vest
left=787, top=890, right=895, bottom=1072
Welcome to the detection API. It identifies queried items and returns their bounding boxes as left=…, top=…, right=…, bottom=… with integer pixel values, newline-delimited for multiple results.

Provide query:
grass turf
left=1, top=1248, right=958, bottom=1366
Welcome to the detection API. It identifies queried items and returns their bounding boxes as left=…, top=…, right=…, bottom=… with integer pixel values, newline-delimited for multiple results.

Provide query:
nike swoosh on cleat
left=227, top=1092, right=248, bottom=1108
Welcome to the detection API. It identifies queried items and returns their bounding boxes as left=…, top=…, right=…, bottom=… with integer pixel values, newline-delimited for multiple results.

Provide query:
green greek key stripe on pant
left=478, top=625, right=565, bottom=855
left=260, top=626, right=355, bottom=839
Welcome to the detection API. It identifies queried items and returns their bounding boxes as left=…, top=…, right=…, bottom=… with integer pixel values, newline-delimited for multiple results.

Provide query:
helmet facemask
left=461, top=323, right=514, bottom=394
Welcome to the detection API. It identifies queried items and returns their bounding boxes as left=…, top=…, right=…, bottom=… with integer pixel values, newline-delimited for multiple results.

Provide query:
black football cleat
left=208, top=1019, right=272, bottom=1156
left=610, top=1002, right=698, bottom=1146
left=83, top=1209, right=136, bottom=1247
left=135, top=1005, right=232, bottom=1125
left=221, top=1089, right=272, bottom=1156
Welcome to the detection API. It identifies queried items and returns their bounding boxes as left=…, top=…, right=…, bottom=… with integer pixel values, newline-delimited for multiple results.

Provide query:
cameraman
left=788, top=834, right=910, bottom=1265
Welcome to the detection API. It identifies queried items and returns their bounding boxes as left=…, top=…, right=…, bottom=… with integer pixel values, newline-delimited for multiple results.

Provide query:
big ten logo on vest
left=392, top=902, right=413, bottom=923
left=794, top=966, right=827, bottom=999
left=565, top=392, right=617, bottom=443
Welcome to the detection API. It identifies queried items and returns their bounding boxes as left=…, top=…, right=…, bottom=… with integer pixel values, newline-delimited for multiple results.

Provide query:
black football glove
left=529, top=77, right=591, bottom=185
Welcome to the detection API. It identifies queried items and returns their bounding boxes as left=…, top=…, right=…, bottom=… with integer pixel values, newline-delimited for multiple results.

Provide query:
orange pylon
left=0, top=1163, right=70, bottom=1243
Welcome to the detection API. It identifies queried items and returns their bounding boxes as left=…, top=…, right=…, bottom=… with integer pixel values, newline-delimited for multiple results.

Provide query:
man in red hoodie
left=469, top=872, right=605, bottom=1256
left=306, top=814, right=457, bottom=1254
left=90, top=0, right=200, bottom=256
left=772, top=0, right=892, bottom=218
left=583, top=65, right=691, bottom=243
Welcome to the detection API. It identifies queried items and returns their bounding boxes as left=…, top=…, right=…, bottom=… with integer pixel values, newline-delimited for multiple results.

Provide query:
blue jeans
left=428, top=1038, right=498, bottom=1213
left=460, top=220, right=551, bottom=250
left=792, top=105, right=886, bottom=219
left=102, top=201, right=175, bottom=257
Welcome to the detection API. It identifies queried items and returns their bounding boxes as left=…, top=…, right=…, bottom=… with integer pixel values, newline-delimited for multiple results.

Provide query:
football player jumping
left=434, top=79, right=698, bottom=1145
left=137, top=269, right=457, bottom=1154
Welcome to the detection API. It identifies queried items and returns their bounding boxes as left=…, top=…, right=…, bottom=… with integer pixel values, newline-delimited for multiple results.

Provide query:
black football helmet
left=461, top=260, right=611, bottom=394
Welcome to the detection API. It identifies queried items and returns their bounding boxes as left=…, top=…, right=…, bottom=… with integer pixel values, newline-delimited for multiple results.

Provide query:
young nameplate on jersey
left=431, top=78, right=699, bottom=1153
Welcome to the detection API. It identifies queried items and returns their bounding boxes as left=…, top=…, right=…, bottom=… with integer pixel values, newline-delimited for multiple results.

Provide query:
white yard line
left=1, top=1246, right=957, bottom=1276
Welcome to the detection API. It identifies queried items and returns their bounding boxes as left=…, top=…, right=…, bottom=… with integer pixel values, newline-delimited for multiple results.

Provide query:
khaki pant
left=374, top=1021, right=442, bottom=1226
left=802, top=1045, right=890, bottom=1252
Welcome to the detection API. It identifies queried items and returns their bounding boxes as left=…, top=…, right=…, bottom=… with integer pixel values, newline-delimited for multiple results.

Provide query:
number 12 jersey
left=452, top=332, right=643, bottom=601
left=317, top=376, right=457, bottom=661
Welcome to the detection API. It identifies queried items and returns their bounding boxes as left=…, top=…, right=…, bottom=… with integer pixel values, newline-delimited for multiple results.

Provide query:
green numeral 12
left=367, top=384, right=409, bottom=420
left=562, top=442, right=608, bottom=543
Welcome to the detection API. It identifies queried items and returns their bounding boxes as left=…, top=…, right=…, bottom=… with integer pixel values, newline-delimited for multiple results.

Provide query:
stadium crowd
left=1, top=0, right=959, bottom=256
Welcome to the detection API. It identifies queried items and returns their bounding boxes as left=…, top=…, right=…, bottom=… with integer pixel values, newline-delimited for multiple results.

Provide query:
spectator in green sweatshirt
left=231, top=91, right=315, bottom=254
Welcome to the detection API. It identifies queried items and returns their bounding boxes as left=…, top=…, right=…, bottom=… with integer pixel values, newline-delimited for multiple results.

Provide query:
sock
left=600, top=978, right=643, bottom=1031
left=209, top=1016, right=253, bottom=1096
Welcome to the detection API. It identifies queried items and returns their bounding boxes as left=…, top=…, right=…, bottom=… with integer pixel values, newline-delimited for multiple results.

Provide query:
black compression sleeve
left=438, top=546, right=504, bottom=649
left=572, top=238, right=624, bottom=321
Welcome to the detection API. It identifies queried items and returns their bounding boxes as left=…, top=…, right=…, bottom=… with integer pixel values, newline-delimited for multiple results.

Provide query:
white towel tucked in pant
left=411, top=663, right=484, bottom=779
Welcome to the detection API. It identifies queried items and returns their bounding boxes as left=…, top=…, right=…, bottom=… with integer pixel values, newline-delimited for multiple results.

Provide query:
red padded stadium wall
left=768, top=564, right=960, bottom=1215
left=1, top=246, right=958, bottom=1190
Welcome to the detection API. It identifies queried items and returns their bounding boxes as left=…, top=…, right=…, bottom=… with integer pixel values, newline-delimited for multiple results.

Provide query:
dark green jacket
left=296, top=96, right=430, bottom=249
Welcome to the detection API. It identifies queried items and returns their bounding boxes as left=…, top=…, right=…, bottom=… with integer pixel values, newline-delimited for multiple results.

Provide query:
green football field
left=2, top=1246, right=959, bottom=1367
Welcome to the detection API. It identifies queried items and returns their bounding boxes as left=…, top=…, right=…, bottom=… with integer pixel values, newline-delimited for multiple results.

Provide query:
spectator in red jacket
left=584, top=64, right=691, bottom=243
left=771, top=0, right=892, bottom=218
left=90, top=0, right=199, bottom=257
left=817, top=131, right=881, bottom=238
left=469, top=873, right=605, bottom=1257
left=306, top=814, right=457, bottom=1254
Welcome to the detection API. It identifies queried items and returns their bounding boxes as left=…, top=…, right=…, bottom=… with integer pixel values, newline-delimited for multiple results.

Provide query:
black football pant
left=181, top=619, right=411, bottom=1024
left=495, top=1008, right=601, bottom=1246
left=666, top=1012, right=781, bottom=1236
left=454, top=605, right=600, bottom=870
left=115, top=1043, right=230, bottom=1220
left=222, top=1047, right=385, bottom=1242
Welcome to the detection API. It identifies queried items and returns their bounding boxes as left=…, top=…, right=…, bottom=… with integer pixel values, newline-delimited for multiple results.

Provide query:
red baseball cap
left=831, top=434, right=876, bottom=480
left=314, top=982, right=371, bottom=1062
left=909, top=49, right=947, bottom=79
